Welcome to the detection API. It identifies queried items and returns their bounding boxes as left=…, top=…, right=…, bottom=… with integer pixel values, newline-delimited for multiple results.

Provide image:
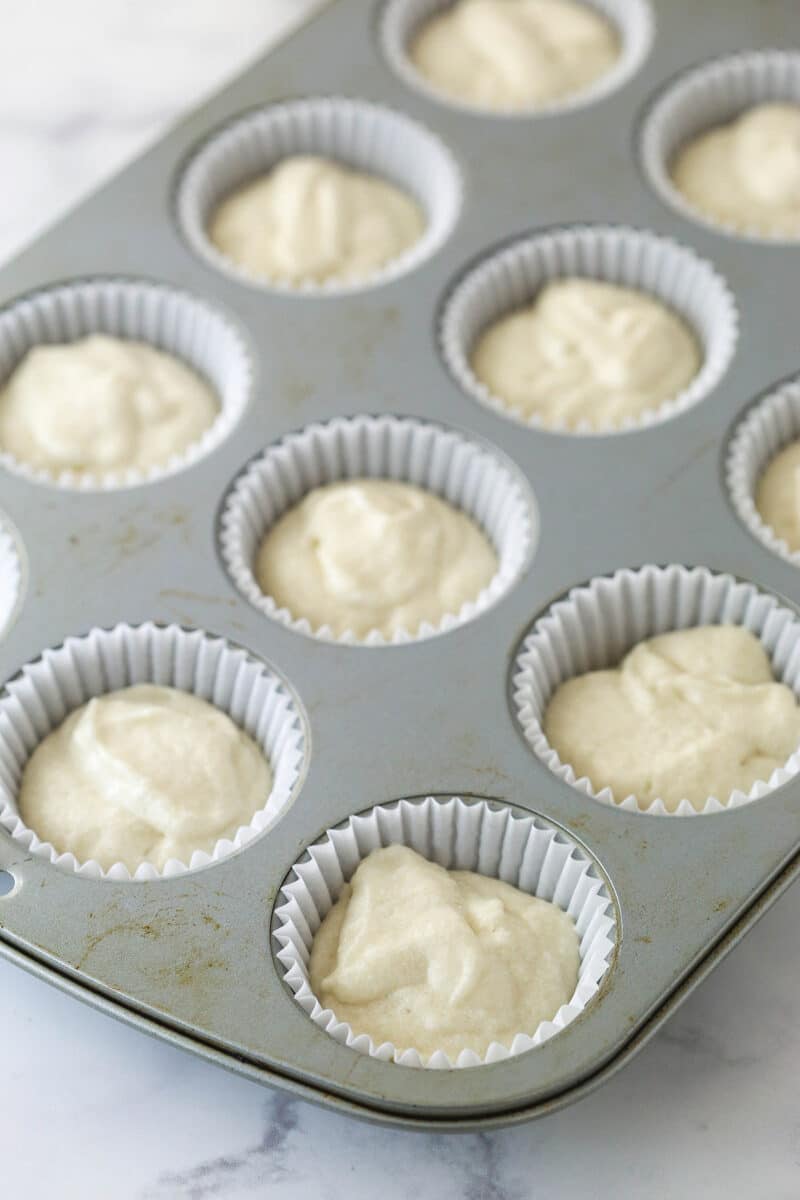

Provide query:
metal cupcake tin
left=0, top=0, right=798, bottom=1130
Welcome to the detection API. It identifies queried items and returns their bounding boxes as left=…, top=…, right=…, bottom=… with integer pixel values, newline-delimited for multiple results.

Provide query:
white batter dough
left=18, top=685, right=272, bottom=871
left=544, top=625, right=800, bottom=811
left=255, top=478, right=498, bottom=639
left=310, top=844, right=580, bottom=1059
left=209, top=155, right=425, bottom=284
left=0, top=335, right=218, bottom=477
left=471, top=278, right=700, bottom=430
left=756, top=438, right=800, bottom=551
left=671, top=103, right=800, bottom=237
left=409, top=0, right=619, bottom=111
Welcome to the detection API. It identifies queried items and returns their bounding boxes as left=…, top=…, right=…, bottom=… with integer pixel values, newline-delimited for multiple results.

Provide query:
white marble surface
left=1, top=4, right=798, bottom=1196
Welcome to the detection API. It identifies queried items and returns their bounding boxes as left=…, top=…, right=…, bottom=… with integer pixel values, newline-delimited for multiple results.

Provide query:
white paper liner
left=512, top=564, right=800, bottom=816
left=0, top=279, right=252, bottom=491
left=0, top=513, right=22, bottom=641
left=0, top=623, right=306, bottom=880
left=273, top=795, right=616, bottom=1068
left=727, top=375, right=800, bottom=567
left=175, top=97, right=462, bottom=295
left=219, top=415, right=536, bottom=645
left=439, top=225, right=738, bottom=435
left=380, top=0, right=654, bottom=117
left=640, top=50, right=800, bottom=242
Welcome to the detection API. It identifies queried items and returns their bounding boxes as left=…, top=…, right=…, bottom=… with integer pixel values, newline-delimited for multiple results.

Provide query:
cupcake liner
left=219, top=414, right=536, bottom=645
left=380, top=0, right=654, bottom=117
left=440, top=224, right=738, bottom=435
left=727, top=375, right=800, bottom=567
left=175, top=97, right=462, bottom=295
left=512, top=564, right=800, bottom=816
left=640, top=50, right=800, bottom=242
left=0, top=623, right=306, bottom=880
left=0, top=513, right=23, bottom=641
left=273, top=795, right=616, bottom=1069
left=0, top=279, right=252, bottom=491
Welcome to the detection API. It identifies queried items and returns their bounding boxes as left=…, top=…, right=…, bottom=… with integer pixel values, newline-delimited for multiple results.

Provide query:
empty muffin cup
left=380, top=0, right=654, bottom=117
left=176, top=96, right=462, bottom=294
left=727, top=375, right=800, bottom=566
left=640, top=50, right=800, bottom=241
left=0, top=278, right=252, bottom=491
left=439, top=225, right=737, bottom=434
left=273, top=794, right=616, bottom=1068
left=219, top=415, right=536, bottom=645
left=0, top=512, right=22, bottom=640
left=0, top=623, right=307, bottom=879
left=512, top=564, right=800, bottom=815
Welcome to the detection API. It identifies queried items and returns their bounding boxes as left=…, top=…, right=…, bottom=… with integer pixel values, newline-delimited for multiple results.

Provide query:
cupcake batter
left=18, top=685, right=271, bottom=871
left=671, top=103, right=800, bottom=237
left=310, top=844, right=580, bottom=1059
left=0, top=335, right=218, bottom=477
left=471, top=278, right=700, bottom=430
left=756, top=438, right=800, bottom=551
left=209, top=155, right=424, bottom=284
left=255, top=478, right=498, bottom=639
left=409, top=0, right=619, bottom=111
left=544, top=625, right=800, bottom=811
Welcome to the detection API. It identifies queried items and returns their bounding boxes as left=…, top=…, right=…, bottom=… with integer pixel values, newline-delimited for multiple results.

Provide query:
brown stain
left=568, top=815, right=590, bottom=831
left=713, top=899, right=729, bottom=912
left=156, top=506, right=193, bottom=548
left=282, top=379, right=314, bottom=410
left=112, top=523, right=157, bottom=555
left=171, top=957, right=227, bottom=988
left=467, top=764, right=510, bottom=788
left=60, top=505, right=194, bottom=580
left=635, top=935, right=652, bottom=944
left=160, top=588, right=237, bottom=609
left=74, top=906, right=232, bottom=1024
left=75, top=919, right=161, bottom=971
left=158, top=507, right=189, bottom=527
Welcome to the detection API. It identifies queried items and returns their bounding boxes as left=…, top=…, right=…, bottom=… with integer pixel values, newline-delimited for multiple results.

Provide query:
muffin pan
left=0, top=0, right=799, bottom=1130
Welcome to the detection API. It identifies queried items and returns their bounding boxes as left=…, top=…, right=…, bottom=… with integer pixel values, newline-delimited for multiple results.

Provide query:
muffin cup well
left=512, top=564, right=800, bottom=815
left=273, top=795, right=616, bottom=1069
left=219, top=415, right=536, bottom=645
left=0, top=279, right=252, bottom=491
left=439, top=225, right=737, bottom=435
left=727, top=376, right=800, bottom=567
left=380, top=0, right=654, bottom=117
left=176, top=97, right=462, bottom=295
left=0, top=514, right=22, bottom=641
left=0, top=623, right=306, bottom=880
left=640, top=50, right=800, bottom=242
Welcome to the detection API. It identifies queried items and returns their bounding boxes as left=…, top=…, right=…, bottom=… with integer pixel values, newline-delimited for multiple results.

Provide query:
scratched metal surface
left=0, top=0, right=798, bottom=1130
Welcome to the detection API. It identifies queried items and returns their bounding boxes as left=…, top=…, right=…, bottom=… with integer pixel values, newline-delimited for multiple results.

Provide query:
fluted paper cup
left=0, top=622, right=307, bottom=879
left=727, top=376, right=800, bottom=566
left=273, top=795, right=616, bottom=1068
left=219, top=414, right=536, bottom=645
left=0, top=512, right=22, bottom=640
left=0, top=279, right=252, bottom=491
left=380, top=0, right=654, bottom=116
left=512, top=564, right=800, bottom=815
left=439, top=225, right=737, bottom=434
left=176, top=97, right=462, bottom=294
left=641, top=50, right=800, bottom=242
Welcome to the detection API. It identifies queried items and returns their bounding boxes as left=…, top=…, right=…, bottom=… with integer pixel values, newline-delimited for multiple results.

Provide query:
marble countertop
left=1, top=4, right=798, bottom=1196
